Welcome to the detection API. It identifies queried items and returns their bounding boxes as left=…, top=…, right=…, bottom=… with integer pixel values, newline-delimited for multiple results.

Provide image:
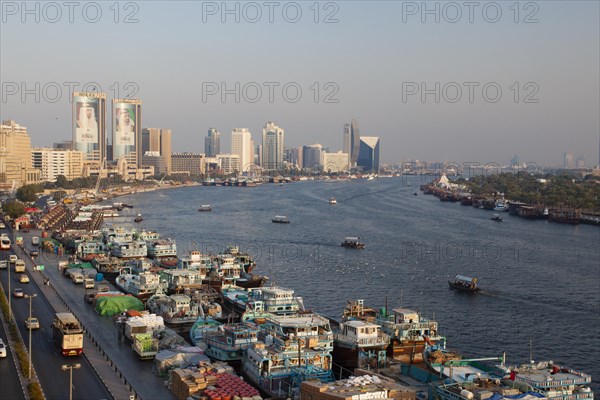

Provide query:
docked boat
left=203, top=322, right=260, bottom=362
left=494, top=201, right=509, bottom=212
left=189, top=317, right=222, bottom=347
left=272, top=215, right=290, bottom=224
left=448, top=275, right=480, bottom=293
left=177, top=250, right=212, bottom=274
left=160, top=269, right=208, bottom=294
left=331, top=318, right=389, bottom=371
left=242, top=313, right=335, bottom=399
left=91, top=257, right=128, bottom=283
left=109, top=240, right=148, bottom=259
left=114, top=271, right=163, bottom=301
left=341, top=237, right=365, bottom=249
left=222, top=285, right=305, bottom=316
left=146, top=238, right=177, bottom=259
left=329, top=197, right=337, bottom=204
left=134, top=214, right=143, bottom=223
left=146, top=289, right=221, bottom=326
left=198, top=205, right=212, bottom=212
left=223, top=245, right=256, bottom=274
left=491, top=214, right=503, bottom=222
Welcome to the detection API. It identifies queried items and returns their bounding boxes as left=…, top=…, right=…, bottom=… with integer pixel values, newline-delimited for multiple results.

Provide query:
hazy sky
left=1, top=1, right=599, bottom=166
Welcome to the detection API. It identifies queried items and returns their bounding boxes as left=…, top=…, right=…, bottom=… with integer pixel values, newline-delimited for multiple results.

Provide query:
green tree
left=2, top=200, right=26, bottom=219
left=16, top=184, right=42, bottom=202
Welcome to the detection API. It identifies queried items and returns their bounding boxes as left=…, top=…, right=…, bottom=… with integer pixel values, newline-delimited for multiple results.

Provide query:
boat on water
left=222, top=285, right=306, bottom=316
left=203, top=322, right=260, bottom=363
left=341, top=237, right=365, bottom=249
left=242, top=313, right=335, bottom=399
left=329, top=197, right=337, bottom=204
left=134, top=214, right=143, bottom=223
left=109, top=240, right=148, bottom=259
left=272, top=215, right=290, bottom=224
left=494, top=201, right=509, bottom=212
left=189, top=316, right=222, bottom=347
left=448, top=275, right=481, bottom=293
left=491, top=214, right=503, bottom=222
left=146, top=238, right=177, bottom=259
left=114, top=271, right=164, bottom=301
left=198, top=205, right=212, bottom=212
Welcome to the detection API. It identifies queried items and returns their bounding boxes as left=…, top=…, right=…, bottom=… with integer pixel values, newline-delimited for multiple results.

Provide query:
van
left=71, top=272, right=84, bottom=284
left=84, top=278, right=95, bottom=289
left=14, top=260, right=26, bottom=273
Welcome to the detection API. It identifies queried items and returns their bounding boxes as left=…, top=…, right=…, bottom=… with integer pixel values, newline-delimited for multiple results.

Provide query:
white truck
left=71, top=272, right=84, bottom=284
left=84, top=278, right=95, bottom=289
left=14, top=260, right=26, bottom=273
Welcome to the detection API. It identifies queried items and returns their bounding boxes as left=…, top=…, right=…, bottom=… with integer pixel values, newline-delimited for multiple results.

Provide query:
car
left=24, top=317, right=40, bottom=330
left=0, top=339, right=7, bottom=358
left=29, top=249, right=39, bottom=257
left=18, top=274, right=30, bottom=283
left=9, top=255, right=17, bottom=264
left=12, top=288, right=24, bottom=298
left=0, top=222, right=6, bottom=229
left=0, top=260, right=7, bottom=269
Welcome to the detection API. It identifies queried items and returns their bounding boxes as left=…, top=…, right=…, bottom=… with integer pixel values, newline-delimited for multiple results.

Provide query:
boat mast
left=529, top=338, right=534, bottom=364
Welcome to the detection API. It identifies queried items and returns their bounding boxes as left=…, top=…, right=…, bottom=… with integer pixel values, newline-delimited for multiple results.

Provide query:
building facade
left=205, top=128, right=221, bottom=157
left=142, top=128, right=172, bottom=175
left=171, top=153, right=204, bottom=176
left=31, top=148, right=83, bottom=182
left=112, top=98, right=142, bottom=167
left=231, top=128, right=254, bottom=173
left=349, top=119, right=360, bottom=167
left=322, top=151, right=350, bottom=173
left=0, top=120, right=40, bottom=188
left=73, top=92, right=107, bottom=166
left=262, top=121, right=284, bottom=171
left=357, top=136, right=380, bottom=173
left=217, top=153, right=241, bottom=175
left=302, top=144, right=323, bottom=171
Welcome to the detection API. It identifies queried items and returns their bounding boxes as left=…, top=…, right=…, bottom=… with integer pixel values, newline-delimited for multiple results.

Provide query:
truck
left=71, top=272, right=84, bottom=284
left=16, top=237, right=24, bottom=247
left=14, top=260, right=26, bottom=273
left=132, top=333, right=159, bottom=360
left=84, top=278, right=95, bottom=289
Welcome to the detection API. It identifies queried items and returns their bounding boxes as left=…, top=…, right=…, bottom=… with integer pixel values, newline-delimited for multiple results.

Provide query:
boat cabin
left=450, top=275, right=479, bottom=290
left=247, top=287, right=304, bottom=315
left=335, top=320, right=388, bottom=348
left=341, top=237, right=365, bottom=249
left=272, top=216, right=290, bottom=223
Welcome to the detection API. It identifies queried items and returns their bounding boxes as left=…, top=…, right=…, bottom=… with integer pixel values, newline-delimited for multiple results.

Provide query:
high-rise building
left=31, top=148, right=83, bottom=182
left=262, top=121, right=284, bottom=170
left=323, top=151, right=350, bottom=173
left=302, top=144, right=323, bottom=170
left=357, top=136, right=380, bottom=173
left=343, top=124, right=351, bottom=154
left=112, top=98, right=142, bottom=167
left=349, top=119, right=360, bottom=167
left=0, top=120, right=40, bottom=188
left=141, top=151, right=168, bottom=175
left=563, top=152, right=574, bottom=169
left=142, top=128, right=172, bottom=174
left=231, top=128, right=253, bottom=173
left=205, top=128, right=221, bottom=157
left=73, top=92, right=107, bottom=166
left=54, top=141, right=73, bottom=150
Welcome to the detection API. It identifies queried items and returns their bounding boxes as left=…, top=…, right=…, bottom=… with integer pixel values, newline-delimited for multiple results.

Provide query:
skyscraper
left=563, top=152, right=574, bottom=169
left=343, top=123, right=351, bottom=154
left=262, top=121, right=284, bottom=170
left=205, top=128, right=221, bottom=157
left=357, top=136, right=380, bottom=173
left=350, top=119, right=360, bottom=167
left=142, top=128, right=172, bottom=175
left=302, top=144, right=323, bottom=170
left=1, top=120, right=40, bottom=188
left=112, top=98, right=142, bottom=167
left=231, top=128, right=253, bottom=173
left=73, top=91, right=106, bottom=166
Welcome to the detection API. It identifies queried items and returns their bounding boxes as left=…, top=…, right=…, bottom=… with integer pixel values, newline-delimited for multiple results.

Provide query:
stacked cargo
left=170, top=363, right=263, bottom=400
left=301, top=375, right=415, bottom=400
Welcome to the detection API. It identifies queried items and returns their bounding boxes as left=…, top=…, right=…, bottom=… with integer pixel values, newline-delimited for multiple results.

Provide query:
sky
left=1, top=0, right=599, bottom=167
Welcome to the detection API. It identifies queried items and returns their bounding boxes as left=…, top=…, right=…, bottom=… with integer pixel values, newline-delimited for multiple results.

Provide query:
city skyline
left=1, top=2, right=598, bottom=167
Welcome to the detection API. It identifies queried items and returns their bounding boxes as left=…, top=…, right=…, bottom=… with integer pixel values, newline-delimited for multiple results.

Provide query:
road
left=0, top=234, right=113, bottom=400
left=0, top=295, right=26, bottom=400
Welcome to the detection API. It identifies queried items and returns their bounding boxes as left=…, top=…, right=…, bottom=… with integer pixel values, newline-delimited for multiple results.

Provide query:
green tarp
left=94, top=296, right=144, bottom=317
left=67, top=262, right=93, bottom=269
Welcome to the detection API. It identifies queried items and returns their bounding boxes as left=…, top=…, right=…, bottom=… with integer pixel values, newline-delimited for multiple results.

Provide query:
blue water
left=108, top=177, right=600, bottom=388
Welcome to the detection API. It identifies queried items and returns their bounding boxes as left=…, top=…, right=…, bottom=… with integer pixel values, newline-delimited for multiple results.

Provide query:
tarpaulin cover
left=94, top=296, right=144, bottom=316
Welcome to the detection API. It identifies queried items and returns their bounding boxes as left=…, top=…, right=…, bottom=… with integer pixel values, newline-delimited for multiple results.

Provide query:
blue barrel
left=95, top=273, right=104, bottom=281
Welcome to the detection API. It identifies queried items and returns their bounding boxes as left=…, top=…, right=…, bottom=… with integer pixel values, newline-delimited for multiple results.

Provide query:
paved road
left=0, top=290, right=26, bottom=400
left=0, top=244, right=113, bottom=400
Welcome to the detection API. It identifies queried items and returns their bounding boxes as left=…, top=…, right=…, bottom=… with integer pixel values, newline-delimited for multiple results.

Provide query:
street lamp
left=61, top=363, right=81, bottom=400
left=24, top=293, right=37, bottom=379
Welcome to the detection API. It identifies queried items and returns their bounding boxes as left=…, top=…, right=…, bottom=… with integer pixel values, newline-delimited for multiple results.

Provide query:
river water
left=107, top=176, right=600, bottom=388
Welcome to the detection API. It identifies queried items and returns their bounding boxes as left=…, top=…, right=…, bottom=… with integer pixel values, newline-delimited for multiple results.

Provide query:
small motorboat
left=341, top=237, right=365, bottom=249
left=491, top=214, right=503, bottom=222
left=413, top=192, right=418, bottom=196
left=134, top=214, right=143, bottom=223
left=329, top=197, right=337, bottom=205
left=448, top=275, right=480, bottom=293
left=198, top=205, right=212, bottom=212
left=272, top=216, right=290, bottom=224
